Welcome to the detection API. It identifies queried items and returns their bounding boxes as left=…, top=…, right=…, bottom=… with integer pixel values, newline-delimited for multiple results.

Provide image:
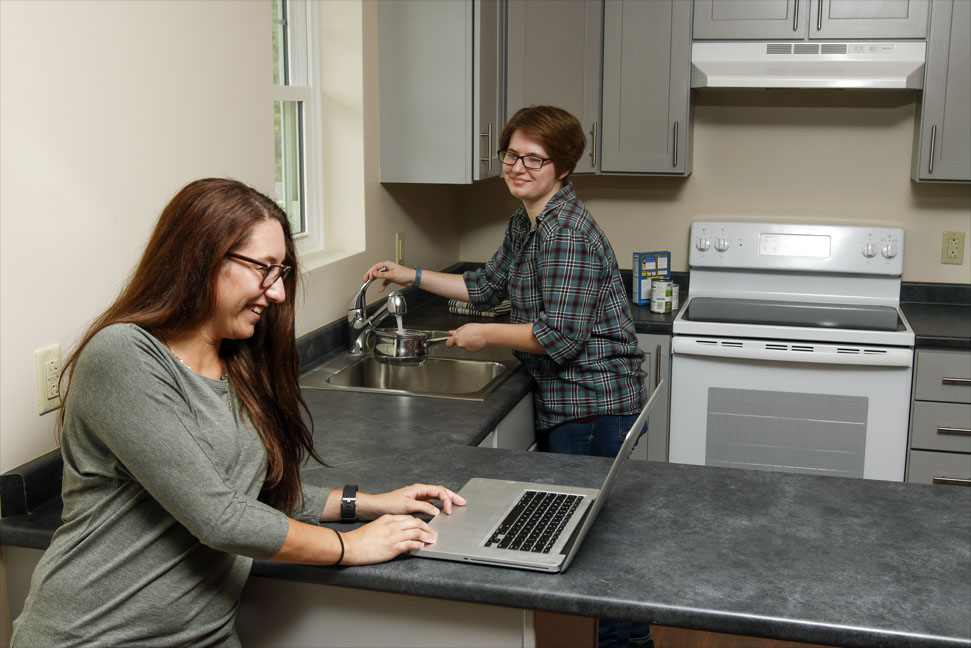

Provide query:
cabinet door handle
left=480, top=123, right=493, bottom=171
left=928, top=124, right=937, bottom=174
left=589, top=121, right=598, bottom=168
left=672, top=121, right=679, bottom=168
left=816, top=0, right=823, bottom=31
left=932, top=476, right=971, bottom=486
left=655, top=344, right=662, bottom=386
left=793, top=0, right=799, bottom=31
left=938, top=426, right=971, bottom=436
left=942, top=376, right=971, bottom=386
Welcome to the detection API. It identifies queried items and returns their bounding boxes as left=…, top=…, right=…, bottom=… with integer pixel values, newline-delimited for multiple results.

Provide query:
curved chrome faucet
left=347, top=271, right=407, bottom=354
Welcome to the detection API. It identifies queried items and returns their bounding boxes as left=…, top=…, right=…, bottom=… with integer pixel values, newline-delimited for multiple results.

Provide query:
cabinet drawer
left=908, top=450, right=971, bottom=486
left=911, top=401, right=971, bottom=453
left=915, top=350, right=971, bottom=403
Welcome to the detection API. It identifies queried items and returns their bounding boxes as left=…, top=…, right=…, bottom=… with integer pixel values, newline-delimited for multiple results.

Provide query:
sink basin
left=300, top=332, right=521, bottom=400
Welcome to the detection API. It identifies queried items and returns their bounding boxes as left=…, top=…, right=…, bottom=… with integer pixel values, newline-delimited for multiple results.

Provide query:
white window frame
left=274, top=0, right=324, bottom=256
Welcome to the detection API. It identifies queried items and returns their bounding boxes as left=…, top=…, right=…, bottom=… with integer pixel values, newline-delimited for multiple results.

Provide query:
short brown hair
left=498, top=106, right=586, bottom=179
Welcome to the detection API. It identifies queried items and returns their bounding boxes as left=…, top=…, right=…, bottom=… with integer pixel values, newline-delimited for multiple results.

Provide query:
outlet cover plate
left=942, top=231, right=965, bottom=265
left=34, top=343, right=62, bottom=415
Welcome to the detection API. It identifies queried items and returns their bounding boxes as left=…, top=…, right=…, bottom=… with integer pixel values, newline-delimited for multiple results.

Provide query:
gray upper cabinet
left=505, top=0, right=691, bottom=176
left=912, top=0, right=971, bottom=182
left=505, top=0, right=602, bottom=174
left=378, top=0, right=503, bottom=184
left=601, top=0, right=692, bottom=174
left=693, top=0, right=929, bottom=40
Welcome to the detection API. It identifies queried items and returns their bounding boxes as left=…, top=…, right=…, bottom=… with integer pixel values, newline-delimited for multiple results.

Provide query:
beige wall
left=0, top=1, right=459, bottom=640
left=0, top=0, right=459, bottom=475
left=459, top=91, right=971, bottom=282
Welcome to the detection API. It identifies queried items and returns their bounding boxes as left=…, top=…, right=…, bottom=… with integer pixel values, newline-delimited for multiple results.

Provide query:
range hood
left=691, top=41, right=926, bottom=89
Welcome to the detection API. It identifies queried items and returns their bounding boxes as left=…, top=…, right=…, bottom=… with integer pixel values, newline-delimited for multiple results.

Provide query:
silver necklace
left=165, top=343, right=233, bottom=412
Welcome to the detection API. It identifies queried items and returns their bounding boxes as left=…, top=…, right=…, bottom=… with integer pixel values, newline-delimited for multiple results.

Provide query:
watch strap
left=340, top=484, right=358, bottom=523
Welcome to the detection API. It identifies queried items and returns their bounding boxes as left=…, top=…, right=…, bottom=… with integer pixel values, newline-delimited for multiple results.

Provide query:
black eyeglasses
left=497, top=150, right=553, bottom=170
left=226, top=252, right=292, bottom=288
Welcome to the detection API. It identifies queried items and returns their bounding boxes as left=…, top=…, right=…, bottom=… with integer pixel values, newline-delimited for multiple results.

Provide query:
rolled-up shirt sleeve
left=532, top=227, right=604, bottom=365
left=463, top=217, right=523, bottom=309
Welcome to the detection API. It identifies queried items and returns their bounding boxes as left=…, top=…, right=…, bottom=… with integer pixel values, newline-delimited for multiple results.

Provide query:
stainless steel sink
left=300, top=332, right=521, bottom=400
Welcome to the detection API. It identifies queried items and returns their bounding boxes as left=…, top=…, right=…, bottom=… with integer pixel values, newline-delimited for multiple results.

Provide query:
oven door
left=669, top=336, right=914, bottom=481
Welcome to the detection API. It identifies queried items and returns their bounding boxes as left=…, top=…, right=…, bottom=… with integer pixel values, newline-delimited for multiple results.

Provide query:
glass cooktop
left=682, top=298, right=903, bottom=332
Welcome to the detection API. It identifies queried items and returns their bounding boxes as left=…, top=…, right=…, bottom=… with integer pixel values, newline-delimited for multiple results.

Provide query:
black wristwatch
left=340, top=485, right=358, bottom=523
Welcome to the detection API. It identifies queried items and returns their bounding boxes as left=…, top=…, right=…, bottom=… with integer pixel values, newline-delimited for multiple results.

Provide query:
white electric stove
left=669, top=221, right=914, bottom=481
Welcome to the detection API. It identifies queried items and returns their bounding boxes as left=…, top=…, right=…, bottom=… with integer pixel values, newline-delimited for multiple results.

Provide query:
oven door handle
left=672, top=338, right=913, bottom=368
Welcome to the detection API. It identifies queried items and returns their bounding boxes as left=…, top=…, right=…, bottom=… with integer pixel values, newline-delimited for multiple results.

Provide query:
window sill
left=298, top=247, right=363, bottom=273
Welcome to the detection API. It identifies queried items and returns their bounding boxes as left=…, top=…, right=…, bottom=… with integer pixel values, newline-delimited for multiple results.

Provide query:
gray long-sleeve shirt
left=13, top=324, right=328, bottom=647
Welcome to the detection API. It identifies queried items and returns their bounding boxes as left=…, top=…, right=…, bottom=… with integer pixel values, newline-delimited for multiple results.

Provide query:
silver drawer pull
left=942, top=377, right=971, bottom=386
left=938, top=426, right=971, bottom=437
left=932, top=476, right=971, bottom=487
left=479, top=123, right=493, bottom=171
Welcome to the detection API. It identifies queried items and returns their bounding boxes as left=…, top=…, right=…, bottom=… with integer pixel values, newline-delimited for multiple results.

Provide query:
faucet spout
left=347, top=271, right=407, bottom=354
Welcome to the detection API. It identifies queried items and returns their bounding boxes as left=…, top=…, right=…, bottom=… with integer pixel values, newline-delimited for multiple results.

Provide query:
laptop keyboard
left=484, top=490, right=583, bottom=553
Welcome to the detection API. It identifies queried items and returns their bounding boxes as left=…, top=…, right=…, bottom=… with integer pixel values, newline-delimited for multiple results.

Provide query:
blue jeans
left=544, top=415, right=652, bottom=648
left=545, top=413, right=645, bottom=457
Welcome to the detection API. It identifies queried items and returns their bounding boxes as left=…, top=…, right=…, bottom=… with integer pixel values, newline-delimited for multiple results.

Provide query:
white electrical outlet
left=34, top=343, right=62, bottom=415
left=395, top=232, right=405, bottom=265
left=941, top=231, right=966, bottom=265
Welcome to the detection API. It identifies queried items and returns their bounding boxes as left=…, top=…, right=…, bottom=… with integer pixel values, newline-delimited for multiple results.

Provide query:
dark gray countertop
left=901, top=281, right=970, bottom=350
left=256, top=445, right=971, bottom=648
left=903, top=303, right=971, bottom=350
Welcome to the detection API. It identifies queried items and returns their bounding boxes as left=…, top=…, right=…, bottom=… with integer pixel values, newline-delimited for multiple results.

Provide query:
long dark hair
left=59, top=178, right=323, bottom=513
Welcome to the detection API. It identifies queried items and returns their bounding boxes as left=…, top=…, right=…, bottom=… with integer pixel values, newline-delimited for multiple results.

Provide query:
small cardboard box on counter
left=632, top=251, right=671, bottom=305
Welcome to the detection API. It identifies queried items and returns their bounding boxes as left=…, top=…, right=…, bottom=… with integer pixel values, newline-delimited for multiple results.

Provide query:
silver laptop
left=412, top=380, right=663, bottom=573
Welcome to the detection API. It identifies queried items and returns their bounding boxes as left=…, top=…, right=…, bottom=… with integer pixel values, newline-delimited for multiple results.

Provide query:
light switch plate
left=395, top=232, right=405, bottom=265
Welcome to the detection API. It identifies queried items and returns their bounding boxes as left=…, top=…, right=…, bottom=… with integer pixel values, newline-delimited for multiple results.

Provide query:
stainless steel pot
left=374, top=328, right=450, bottom=365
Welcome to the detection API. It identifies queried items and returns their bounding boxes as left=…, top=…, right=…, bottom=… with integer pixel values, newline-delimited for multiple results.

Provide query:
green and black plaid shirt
left=464, top=182, right=645, bottom=431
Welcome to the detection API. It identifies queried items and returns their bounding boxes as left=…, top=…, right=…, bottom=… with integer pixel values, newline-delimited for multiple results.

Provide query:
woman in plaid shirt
left=366, top=105, right=650, bottom=647
left=367, top=104, right=646, bottom=450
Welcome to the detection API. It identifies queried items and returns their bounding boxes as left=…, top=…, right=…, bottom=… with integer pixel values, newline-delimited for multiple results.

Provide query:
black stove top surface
left=683, top=298, right=904, bottom=332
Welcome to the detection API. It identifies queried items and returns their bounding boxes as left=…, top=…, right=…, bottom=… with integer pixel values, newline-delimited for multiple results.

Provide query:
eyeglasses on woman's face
left=497, top=150, right=553, bottom=170
left=226, top=252, right=292, bottom=289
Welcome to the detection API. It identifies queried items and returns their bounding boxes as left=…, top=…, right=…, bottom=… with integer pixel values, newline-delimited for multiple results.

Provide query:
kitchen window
left=273, top=0, right=323, bottom=253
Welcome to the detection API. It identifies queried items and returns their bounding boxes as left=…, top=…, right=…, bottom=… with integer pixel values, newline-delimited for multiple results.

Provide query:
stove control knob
left=881, top=241, right=898, bottom=259
left=862, top=242, right=877, bottom=258
left=714, top=236, right=730, bottom=252
left=695, top=235, right=711, bottom=252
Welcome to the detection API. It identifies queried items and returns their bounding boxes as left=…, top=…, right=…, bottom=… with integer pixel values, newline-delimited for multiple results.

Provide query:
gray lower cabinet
left=907, top=349, right=971, bottom=486
left=912, top=0, right=971, bottom=182
left=478, top=391, right=536, bottom=450
left=505, top=0, right=692, bottom=176
left=693, top=0, right=929, bottom=40
left=378, top=0, right=503, bottom=184
left=633, top=333, right=671, bottom=462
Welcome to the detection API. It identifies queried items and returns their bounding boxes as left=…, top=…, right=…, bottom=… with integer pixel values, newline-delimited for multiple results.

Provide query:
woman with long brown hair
left=12, top=178, right=464, bottom=647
